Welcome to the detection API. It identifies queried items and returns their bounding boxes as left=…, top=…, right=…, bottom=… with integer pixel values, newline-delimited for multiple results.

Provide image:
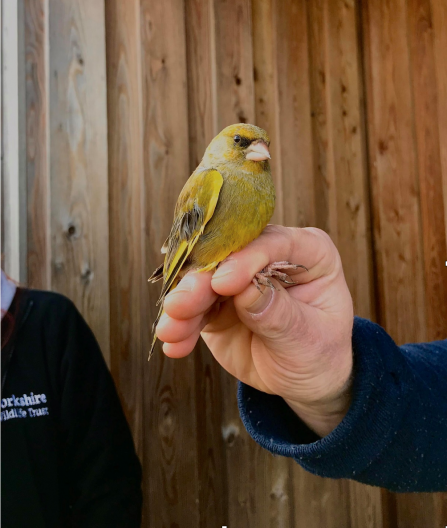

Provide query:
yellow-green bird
left=148, top=123, right=305, bottom=359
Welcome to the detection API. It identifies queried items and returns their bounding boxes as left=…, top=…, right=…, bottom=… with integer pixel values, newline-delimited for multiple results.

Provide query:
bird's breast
left=190, top=169, right=275, bottom=268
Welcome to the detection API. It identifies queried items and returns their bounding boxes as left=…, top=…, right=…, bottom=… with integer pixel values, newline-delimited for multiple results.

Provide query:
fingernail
left=168, top=275, right=194, bottom=295
left=213, top=260, right=238, bottom=281
left=245, top=287, right=273, bottom=315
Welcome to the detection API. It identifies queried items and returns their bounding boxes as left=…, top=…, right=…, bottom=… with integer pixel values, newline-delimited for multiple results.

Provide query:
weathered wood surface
left=362, top=0, right=447, bottom=526
left=139, top=0, right=201, bottom=526
left=398, top=0, right=447, bottom=523
left=185, top=1, right=227, bottom=526
left=431, top=0, right=447, bottom=246
left=105, top=0, right=145, bottom=460
left=2, top=0, right=27, bottom=282
left=47, top=0, right=110, bottom=360
left=25, top=0, right=50, bottom=290
left=307, top=1, right=380, bottom=526
left=362, top=0, right=426, bottom=345
left=20, top=0, right=447, bottom=526
left=213, top=2, right=276, bottom=527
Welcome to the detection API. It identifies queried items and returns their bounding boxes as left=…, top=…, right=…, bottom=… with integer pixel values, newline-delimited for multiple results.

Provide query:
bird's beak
left=245, top=140, right=271, bottom=161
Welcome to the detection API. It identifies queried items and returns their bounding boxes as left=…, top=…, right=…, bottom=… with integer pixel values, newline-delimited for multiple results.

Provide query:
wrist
left=284, top=350, right=354, bottom=437
left=285, top=385, right=352, bottom=437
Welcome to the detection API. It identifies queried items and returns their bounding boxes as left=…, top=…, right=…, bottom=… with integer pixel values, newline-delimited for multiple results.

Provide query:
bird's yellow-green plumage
left=148, top=123, right=275, bottom=359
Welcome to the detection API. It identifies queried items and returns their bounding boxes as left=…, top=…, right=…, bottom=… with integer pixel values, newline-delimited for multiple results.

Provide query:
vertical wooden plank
left=323, top=0, right=375, bottom=320
left=252, top=4, right=294, bottom=526
left=307, top=0, right=337, bottom=241
left=294, top=471, right=350, bottom=527
left=308, top=0, right=375, bottom=319
left=361, top=0, right=426, bottom=346
left=2, top=0, right=27, bottom=282
left=214, top=0, right=255, bottom=129
left=252, top=0, right=283, bottom=223
left=393, top=487, right=447, bottom=528
left=213, top=1, right=274, bottom=527
left=104, top=0, right=144, bottom=460
left=140, top=0, right=200, bottom=526
left=307, top=0, right=380, bottom=525
left=361, top=0, right=444, bottom=525
left=48, top=0, right=110, bottom=360
left=393, top=0, right=447, bottom=525
left=184, top=1, right=227, bottom=527
left=252, top=1, right=315, bottom=526
left=430, top=0, right=447, bottom=246
left=406, top=0, right=447, bottom=341
left=185, top=0, right=217, bottom=165
left=25, top=0, right=50, bottom=290
left=274, top=0, right=315, bottom=230
left=394, top=493, right=443, bottom=528
left=349, top=482, right=384, bottom=528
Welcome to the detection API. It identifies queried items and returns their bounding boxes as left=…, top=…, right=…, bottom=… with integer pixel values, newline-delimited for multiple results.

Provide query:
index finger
left=210, top=225, right=337, bottom=297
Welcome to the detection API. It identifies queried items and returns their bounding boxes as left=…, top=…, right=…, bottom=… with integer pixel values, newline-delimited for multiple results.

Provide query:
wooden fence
left=5, top=0, right=447, bottom=526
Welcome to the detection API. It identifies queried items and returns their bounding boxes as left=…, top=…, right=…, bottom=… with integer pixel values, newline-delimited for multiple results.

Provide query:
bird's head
left=202, top=123, right=271, bottom=173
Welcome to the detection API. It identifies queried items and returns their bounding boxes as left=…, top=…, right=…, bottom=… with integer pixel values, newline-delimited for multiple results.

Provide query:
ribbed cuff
left=238, top=317, right=412, bottom=479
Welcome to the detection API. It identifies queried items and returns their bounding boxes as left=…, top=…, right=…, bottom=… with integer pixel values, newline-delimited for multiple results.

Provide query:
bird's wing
left=157, top=168, right=223, bottom=304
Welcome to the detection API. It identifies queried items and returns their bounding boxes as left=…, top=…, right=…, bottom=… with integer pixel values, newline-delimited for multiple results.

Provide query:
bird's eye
left=234, top=135, right=241, bottom=144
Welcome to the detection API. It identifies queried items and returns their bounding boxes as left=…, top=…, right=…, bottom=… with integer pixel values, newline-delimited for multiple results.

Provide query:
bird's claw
left=253, top=275, right=279, bottom=292
left=252, top=261, right=308, bottom=291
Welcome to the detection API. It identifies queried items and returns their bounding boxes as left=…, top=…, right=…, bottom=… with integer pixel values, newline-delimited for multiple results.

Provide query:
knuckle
left=263, top=224, right=286, bottom=236
left=303, top=227, right=340, bottom=272
left=304, top=227, right=334, bottom=247
left=263, top=224, right=291, bottom=245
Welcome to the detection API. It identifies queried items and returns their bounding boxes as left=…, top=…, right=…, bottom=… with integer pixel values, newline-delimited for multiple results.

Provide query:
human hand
left=156, top=226, right=354, bottom=437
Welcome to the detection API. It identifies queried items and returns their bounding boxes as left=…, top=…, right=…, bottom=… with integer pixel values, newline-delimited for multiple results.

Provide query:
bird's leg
left=252, top=261, right=308, bottom=292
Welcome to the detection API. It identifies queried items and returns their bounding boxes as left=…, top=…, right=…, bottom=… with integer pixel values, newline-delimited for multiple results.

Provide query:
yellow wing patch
left=157, top=168, right=223, bottom=304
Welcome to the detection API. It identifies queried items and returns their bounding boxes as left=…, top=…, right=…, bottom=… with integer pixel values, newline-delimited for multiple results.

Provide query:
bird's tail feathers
left=148, top=333, right=158, bottom=361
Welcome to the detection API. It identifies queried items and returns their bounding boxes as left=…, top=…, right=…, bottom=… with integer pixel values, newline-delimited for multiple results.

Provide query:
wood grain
left=214, top=1, right=279, bottom=527
left=25, top=0, right=50, bottom=290
left=295, top=5, right=354, bottom=524
left=105, top=0, right=144, bottom=462
left=184, top=1, right=227, bottom=526
left=48, top=0, right=110, bottom=360
left=430, top=0, right=447, bottom=247
left=395, top=492, right=443, bottom=528
left=185, top=0, right=217, bottom=164
left=394, top=0, right=447, bottom=524
left=324, top=0, right=374, bottom=320
left=274, top=0, right=315, bottom=230
left=407, top=0, right=447, bottom=341
left=2, top=0, right=27, bottom=282
left=293, top=470, right=350, bottom=528
left=361, top=0, right=426, bottom=345
left=362, top=0, right=445, bottom=526
left=252, top=0, right=283, bottom=223
left=140, top=0, right=200, bottom=526
left=251, top=4, right=296, bottom=526
left=214, top=0, right=255, bottom=129
left=308, top=0, right=380, bottom=524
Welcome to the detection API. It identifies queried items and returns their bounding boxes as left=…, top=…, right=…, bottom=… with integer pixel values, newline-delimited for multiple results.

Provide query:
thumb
left=233, top=281, right=306, bottom=352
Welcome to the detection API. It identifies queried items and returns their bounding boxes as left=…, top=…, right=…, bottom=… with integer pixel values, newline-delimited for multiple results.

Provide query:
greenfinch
left=148, top=123, right=305, bottom=359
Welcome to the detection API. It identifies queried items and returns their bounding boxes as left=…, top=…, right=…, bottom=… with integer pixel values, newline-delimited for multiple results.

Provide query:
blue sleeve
left=237, top=317, right=447, bottom=492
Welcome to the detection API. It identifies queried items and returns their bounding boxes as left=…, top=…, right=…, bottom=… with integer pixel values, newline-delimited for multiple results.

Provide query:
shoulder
left=18, top=289, right=86, bottom=342
left=22, top=289, right=79, bottom=323
left=24, top=288, right=75, bottom=309
left=19, top=289, right=103, bottom=366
